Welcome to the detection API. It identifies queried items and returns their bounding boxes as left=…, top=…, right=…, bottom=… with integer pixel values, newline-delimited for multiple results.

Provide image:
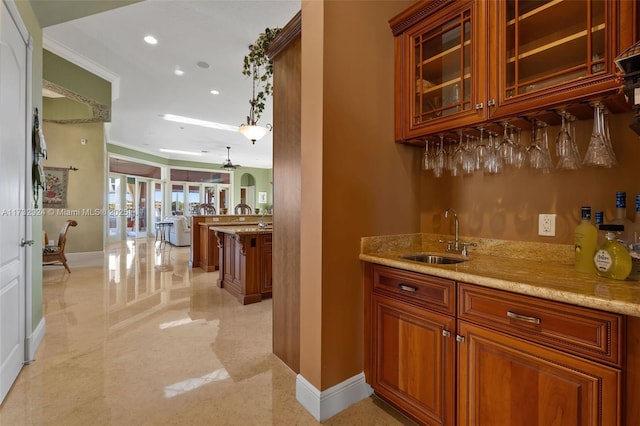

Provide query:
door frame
left=1, top=0, right=35, bottom=381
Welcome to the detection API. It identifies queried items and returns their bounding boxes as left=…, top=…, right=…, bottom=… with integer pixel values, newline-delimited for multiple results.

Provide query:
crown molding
left=43, top=36, right=121, bottom=101
left=267, top=10, right=301, bottom=59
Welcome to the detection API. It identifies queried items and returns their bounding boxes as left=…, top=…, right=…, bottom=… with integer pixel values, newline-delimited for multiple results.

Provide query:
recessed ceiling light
left=159, top=148, right=202, bottom=156
left=174, top=66, right=185, bottom=76
left=161, top=114, right=238, bottom=132
left=210, top=90, right=220, bottom=95
left=197, top=61, right=210, bottom=69
left=144, top=35, right=158, bottom=45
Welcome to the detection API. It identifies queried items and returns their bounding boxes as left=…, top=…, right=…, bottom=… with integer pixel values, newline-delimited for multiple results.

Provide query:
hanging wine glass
left=448, top=136, right=463, bottom=177
left=555, top=110, right=581, bottom=170
left=583, top=102, right=616, bottom=168
left=527, top=119, right=552, bottom=173
left=461, top=134, right=475, bottom=175
left=499, top=122, right=516, bottom=166
left=512, top=126, right=527, bottom=169
left=474, top=128, right=486, bottom=171
left=484, top=131, right=503, bottom=174
left=423, top=139, right=433, bottom=171
left=433, top=135, right=446, bottom=178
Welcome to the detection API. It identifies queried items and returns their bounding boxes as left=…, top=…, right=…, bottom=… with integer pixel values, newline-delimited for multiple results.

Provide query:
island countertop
left=209, top=225, right=273, bottom=235
left=360, top=233, right=640, bottom=317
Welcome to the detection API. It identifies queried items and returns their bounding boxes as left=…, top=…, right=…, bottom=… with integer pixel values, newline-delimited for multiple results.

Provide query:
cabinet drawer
left=458, top=283, right=623, bottom=366
left=372, top=265, right=455, bottom=315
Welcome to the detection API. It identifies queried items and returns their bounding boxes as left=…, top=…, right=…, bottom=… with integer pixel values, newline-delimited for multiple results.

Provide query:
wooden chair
left=234, top=203, right=252, bottom=214
left=199, top=203, right=216, bottom=215
left=43, top=220, right=78, bottom=273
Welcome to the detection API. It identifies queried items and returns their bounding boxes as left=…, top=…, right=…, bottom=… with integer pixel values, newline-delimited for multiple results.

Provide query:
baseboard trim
left=296, top=372, right=373, bottom=421
left=25, top=317, right=46, bottom=363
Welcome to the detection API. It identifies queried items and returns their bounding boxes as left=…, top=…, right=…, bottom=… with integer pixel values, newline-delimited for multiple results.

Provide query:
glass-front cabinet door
left=489, top=0, right=635, bottom=118
left=391, top=0, right=487, bottom=141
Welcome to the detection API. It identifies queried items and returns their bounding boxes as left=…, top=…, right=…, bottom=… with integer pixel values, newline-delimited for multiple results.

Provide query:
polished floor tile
left=0, top=239, right=411, bottom=425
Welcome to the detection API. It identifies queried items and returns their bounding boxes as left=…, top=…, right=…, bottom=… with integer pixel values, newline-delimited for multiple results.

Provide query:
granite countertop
left=209, top=225, right=273, bottom=235
left=360, top=233, right=640, bottom=317
left=199, top=221, right=265, bottom=227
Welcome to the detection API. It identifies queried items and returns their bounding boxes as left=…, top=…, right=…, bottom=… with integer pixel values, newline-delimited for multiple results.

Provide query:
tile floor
left=0, top=239, right=412, bottom=425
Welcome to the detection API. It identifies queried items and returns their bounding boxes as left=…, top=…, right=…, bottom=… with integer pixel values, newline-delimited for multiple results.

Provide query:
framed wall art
left=43, top=167, right=68, bottom=208
left=258, top=191, right=267, bottom=204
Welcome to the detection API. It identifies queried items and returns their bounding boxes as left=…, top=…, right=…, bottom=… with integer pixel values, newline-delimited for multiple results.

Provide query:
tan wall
left=420, top=112, right=640, bottom=244
left=300, top=0, right=417, bottom=391
left=43, top=122, right=105, bottom=253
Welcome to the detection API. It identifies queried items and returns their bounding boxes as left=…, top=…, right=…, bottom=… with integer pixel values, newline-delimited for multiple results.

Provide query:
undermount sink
left=399, top=253, right=467, bottom=265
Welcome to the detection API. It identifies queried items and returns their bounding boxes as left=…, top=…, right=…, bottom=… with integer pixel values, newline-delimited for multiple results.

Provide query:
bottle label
left=594, top=250, right=612, bottom=272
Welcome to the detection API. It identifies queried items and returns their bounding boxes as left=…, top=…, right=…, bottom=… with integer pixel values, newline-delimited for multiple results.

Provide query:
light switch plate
left=538, top=214, right=556, bottom=237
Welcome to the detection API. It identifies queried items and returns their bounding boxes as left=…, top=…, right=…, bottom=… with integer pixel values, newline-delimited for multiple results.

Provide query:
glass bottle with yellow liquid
left=574, top=206, right=597, bottom=274
left=594, top=224, right=632, bottom=280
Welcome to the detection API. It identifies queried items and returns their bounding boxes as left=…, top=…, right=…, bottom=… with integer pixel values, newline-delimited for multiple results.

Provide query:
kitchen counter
left=189, top=214, right=272, bottom=268
left=360, top=233, right=640, bottom=317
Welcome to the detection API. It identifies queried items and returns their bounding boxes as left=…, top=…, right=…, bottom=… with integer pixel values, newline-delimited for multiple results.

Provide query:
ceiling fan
left=221, top=146, right=240, bottom=170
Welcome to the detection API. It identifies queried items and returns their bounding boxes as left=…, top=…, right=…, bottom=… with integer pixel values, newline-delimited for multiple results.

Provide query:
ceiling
left=41, top=0, right=301, bottom=169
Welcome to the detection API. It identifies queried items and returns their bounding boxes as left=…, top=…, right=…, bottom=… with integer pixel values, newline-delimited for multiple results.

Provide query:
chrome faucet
left=444, top=208, right=460, bottom=252
left=441, top=208, right=476, bottom=256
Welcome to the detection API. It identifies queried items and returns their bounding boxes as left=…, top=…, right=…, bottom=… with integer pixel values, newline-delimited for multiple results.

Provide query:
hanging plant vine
left=242, top=27, right=281, bottom=123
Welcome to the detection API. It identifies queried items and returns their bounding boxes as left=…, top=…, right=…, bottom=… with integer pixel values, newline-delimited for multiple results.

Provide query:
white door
left=0, top=0, right=28, bottom=404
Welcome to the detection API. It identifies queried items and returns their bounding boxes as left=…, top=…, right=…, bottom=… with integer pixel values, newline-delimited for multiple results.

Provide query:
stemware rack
left=417, top=96, right=627, bottom=177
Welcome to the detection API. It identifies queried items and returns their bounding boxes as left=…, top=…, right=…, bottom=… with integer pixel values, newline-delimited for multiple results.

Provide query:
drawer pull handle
left=398, top=283, right=417, bottom=292
left=507, top=311, right=541, bottom=325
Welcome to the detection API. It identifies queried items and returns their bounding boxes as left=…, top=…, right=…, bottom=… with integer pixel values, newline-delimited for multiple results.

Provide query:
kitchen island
left=212, top=225, right=272, bottom=305
left=189, top=214, right=272, bottom=270
left=361, top=233, right=640, bottom=426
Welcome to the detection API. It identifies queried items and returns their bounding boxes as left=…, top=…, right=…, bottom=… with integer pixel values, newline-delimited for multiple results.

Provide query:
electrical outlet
left=538, top=214, right=556, bottom=237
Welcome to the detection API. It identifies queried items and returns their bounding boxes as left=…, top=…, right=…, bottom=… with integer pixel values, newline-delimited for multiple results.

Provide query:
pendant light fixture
left=221, top=146, right=240, bottom=170
left=238, top=60, right=272, bottom=144
left=239, top=28, right=280, bottom=144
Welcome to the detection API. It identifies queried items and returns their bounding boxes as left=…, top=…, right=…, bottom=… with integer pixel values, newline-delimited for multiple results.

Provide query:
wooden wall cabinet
left=390, top=0, right=488, bottom=141
left=487, top=0, right=636, bottom=120
left=364, top=263, right=629, bottom=425
left=390, top=0, right=637, bottom=142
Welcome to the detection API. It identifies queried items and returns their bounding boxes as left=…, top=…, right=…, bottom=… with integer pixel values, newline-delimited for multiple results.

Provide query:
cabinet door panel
left=372, top=295, right=455, bottom=426
left=392, top=0, right=487, bottom=141
left=458, top=321, right=621, bottom=426
left=489, top=0, right=635, bottom=119
left=260, top=235, right=272, bottom=294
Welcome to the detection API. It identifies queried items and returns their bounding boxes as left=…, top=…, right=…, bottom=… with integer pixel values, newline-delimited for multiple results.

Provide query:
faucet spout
left=444, top=208, right=459, bottom=251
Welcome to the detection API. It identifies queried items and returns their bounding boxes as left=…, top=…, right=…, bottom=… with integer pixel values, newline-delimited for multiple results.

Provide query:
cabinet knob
left=487, top=99, right=495, bottom=107
left=456, top=335, right=465, bottom=343
left=442, top=330, right=451, bottom=338
left=475, top=102, right=484, bottom=110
